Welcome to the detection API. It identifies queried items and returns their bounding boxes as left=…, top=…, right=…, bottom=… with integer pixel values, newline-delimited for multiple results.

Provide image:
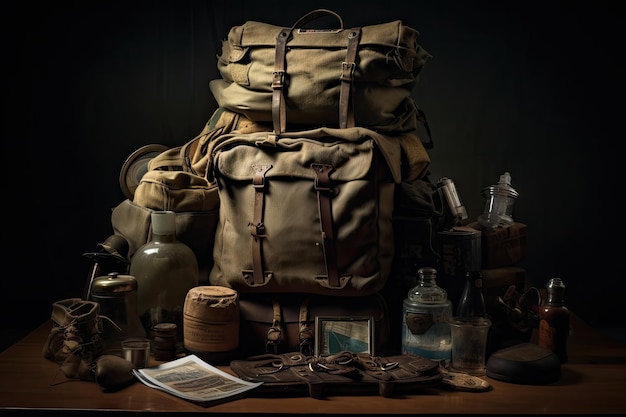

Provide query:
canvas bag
left=207, top=126, right=429, bottom=296
left=110, top=108, right=270, bottom=267
left=212, top=9, right=431, bottom=134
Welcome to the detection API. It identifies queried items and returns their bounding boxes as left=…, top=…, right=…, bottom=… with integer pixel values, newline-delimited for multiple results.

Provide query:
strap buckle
left=271, top=70, right=285, bottom=90
left=265, top=327, right=281, bottom=354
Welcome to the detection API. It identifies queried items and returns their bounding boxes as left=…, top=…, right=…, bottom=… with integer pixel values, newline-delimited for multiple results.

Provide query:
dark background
left=3, top=0, right=623, bottom=350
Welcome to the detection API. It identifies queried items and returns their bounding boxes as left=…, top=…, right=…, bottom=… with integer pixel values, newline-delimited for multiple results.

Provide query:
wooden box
left=468, top=222, right=528, bottom=268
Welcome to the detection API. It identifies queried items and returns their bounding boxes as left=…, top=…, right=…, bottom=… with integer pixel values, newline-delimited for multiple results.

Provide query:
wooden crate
left=467, top=222, right=528, bottom=268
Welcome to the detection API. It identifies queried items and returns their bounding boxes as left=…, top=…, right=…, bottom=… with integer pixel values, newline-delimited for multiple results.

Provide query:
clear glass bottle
left=402, top=267, right=453, bottom=361
left=129, top=211, right=199, bottom=338
left=538, top=277, right=570, bottom=363
left=456, top=270, right=487, bottom=318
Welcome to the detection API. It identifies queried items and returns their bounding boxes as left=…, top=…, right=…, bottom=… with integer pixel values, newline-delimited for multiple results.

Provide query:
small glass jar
left=90, top=272, right=146, bottom=355
left=402, top=267, right=453, bottom=361
left=477, top=172, right=519, bottom=229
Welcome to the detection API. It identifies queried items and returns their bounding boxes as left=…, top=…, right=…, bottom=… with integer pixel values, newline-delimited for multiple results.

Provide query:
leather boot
left=42, top=298, right=106, bottom=381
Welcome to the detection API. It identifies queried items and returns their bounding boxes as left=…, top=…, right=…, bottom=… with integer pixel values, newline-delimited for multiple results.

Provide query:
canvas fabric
left=110, top=108, right=271, bottom=265
left=213, top=9, right=431, bottom=133
left=207, top=126, right=429, bottom=296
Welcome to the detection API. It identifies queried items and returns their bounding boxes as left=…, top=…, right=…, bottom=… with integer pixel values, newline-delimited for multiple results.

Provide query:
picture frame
left=314, top=316, right=374, bottom=356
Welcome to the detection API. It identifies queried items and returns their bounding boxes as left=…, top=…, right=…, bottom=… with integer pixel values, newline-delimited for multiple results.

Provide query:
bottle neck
left=410, top=268, right=447, bottom=303
left=419, top=276, right=438, bottom=287
left=465, top=270, right=483, bottom=284
left=457, top=270, right=486, bottom=318
left=150, top=231, right=177, bottom=243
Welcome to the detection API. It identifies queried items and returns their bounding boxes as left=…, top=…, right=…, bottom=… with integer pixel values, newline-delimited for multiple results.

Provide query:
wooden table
left=1, top=313, right=625, bottom=415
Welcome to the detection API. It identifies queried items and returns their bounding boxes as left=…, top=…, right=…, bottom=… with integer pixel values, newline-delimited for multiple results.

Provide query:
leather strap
left=247, top=164, right=272, bottom=286
left=273, top=9, right=356, bottom=132
left=311, top=163, right=340, bottom=288
left=339, top=27, right=361, bottom=129
left=272, top=29, right=290, bottom=134
left=265, top=299, right=282, bottom=354
left=298, top=298, right=314, bottom=356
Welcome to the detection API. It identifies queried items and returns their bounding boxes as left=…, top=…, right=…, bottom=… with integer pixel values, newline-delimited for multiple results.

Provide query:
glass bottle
left=402, top=267, right=453, bottom=361
left=129, top=211, right=199, bottom=338
left=538, top=277, right=570, bottom=363
left=456, top=270, right=487, bottom=318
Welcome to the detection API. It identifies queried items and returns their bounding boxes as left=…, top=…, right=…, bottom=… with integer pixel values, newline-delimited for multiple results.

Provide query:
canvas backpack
left=212, top=8, right=431, bottom=134
left=206, top=126, right=430, bottom=296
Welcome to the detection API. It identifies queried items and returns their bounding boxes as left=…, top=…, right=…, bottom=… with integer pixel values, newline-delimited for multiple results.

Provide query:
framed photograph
left=315, top=316, right=374, bottom=356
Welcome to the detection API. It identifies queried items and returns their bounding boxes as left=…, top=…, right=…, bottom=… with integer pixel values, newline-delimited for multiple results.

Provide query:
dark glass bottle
left=538, top=277, right=570, bottom=363
left=456, top=270, right=487, bottom=318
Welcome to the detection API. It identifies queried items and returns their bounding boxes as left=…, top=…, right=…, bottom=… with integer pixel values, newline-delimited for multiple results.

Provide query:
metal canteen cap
left=91, top=272, right=138, bottom=294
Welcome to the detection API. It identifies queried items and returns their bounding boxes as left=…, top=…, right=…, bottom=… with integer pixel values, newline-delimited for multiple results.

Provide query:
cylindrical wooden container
left=153, top=322, right=177, bottom=361
left=183, top=286, right=240, bottom=355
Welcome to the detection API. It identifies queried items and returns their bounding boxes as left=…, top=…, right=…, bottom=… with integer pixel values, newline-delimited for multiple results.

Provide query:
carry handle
left=291, top=9, right=344, bottom=30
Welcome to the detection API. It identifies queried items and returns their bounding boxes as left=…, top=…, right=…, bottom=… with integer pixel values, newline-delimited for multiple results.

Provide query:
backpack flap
left=209, top=127, right=397, bottom=296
